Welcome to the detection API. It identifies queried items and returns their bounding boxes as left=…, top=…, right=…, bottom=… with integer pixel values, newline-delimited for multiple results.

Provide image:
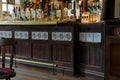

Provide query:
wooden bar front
left=0, top=21, right=79, bottom=75
left=1, top=21, right=118, bottom=80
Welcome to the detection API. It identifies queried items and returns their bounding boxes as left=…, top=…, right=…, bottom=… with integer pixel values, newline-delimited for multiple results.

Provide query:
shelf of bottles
left=80, top=0, right=103, bottom=23
left=11, top=0, right=76, bottom=22
left=2, top=0, right=103, bottom=23
left=29, top=0, right=78, bottom=22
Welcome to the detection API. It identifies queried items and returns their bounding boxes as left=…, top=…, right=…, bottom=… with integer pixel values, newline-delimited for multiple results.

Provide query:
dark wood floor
left=4, top=64, right=96, bottom=80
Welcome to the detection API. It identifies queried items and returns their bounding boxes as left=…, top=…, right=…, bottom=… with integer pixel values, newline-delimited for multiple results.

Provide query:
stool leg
left=62, top=68, right=64, bottom=76
left=6, top=78, right=10, bottom=80
left=52, top=64, right=56, bottom=75
left=14, top=48, right=17, bottom=67
left=14, top=45, right=17, bottom=68
left=15, top=56, right=17, bottom=67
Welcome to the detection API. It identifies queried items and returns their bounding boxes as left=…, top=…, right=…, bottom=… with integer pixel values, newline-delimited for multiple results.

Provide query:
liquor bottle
left=64, top=5, right=68, bottom=19
left=50, top=0, right=55, bottom=20
left=13, top=7, right=17, bottom=17
left=21, top=9, right=25, bottom=21
left=64, top=1, right=68, bottom=19
left=67, top=1, right=74, bottom=20
left=16, top=7, right=21, bottom=20
left=25, top=8, right=30, bottom=20
left=71, top=0, right=74, bottom=9
left=56, top=9, right=61, bottom=19
left=59, top=1, right=64, bottom=20
left=36, top=8, right=42, bottom=20
left=32, top=9, right=36, bottom=20
left=53, top=0, right=59, bottom=9
left=41, top=11, right=44, bottom=19
left=30, top=7, right=33, bottom=20
left=47, top=1, right=51, bottom=20
left=29, top=0, right=32, bottom=2
left=23, top=0, right=27, bottom=4
left=11, top=8, right=16, bottom=21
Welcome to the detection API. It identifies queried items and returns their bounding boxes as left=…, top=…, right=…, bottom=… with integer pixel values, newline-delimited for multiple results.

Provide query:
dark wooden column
left=103, top=0, right=115, bottom=20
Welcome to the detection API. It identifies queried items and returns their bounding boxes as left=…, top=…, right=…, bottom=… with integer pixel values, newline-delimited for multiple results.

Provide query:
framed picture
left=7, top=0, right=15, bottom=4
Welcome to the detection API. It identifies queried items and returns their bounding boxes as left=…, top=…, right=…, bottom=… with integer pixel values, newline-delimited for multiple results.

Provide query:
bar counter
left=0, top=21, right=79, bottom=75
left=0, top=21, right=107, bottom=79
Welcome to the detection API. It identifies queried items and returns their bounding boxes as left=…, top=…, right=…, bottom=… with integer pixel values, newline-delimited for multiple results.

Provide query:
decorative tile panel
left=15, top=31, right=29, bottom=39
left=52, top=32, right=72, bottom=41
left=0, top=31, right=12, bottom=38
left=32, top=32, right=48, bottom=40
left=79, top=32, right=101, bottom=43
left=86, top=33, right=93, bottom=42
left=64, top=32, right=72, bottom=41
left=93, top=33, right=101, bottom=43
left=79, top=32, right=86, bottom=42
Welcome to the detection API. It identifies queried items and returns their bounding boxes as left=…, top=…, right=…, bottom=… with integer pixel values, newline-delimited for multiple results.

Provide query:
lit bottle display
left=1, top=0, right=103, bottom=23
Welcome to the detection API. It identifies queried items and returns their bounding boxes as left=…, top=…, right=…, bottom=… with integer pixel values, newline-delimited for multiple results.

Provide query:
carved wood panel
left=52, top=44, right=72, bottom=62
left=16, top=41, right=31, bottom=58
left=32, top=44, right=49, bottom=61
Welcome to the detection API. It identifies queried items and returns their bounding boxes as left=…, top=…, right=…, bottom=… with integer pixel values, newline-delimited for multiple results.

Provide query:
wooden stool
left=0, top=38, right=17, bottom=80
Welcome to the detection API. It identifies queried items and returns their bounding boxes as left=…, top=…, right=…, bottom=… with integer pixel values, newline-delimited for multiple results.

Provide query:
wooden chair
left=0, top=38, right=17, bottom=80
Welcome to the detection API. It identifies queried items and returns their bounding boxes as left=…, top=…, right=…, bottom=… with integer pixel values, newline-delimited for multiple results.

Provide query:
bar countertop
left=0, top=21, right=57, bottom=25
left=0, top=21, right=105, bottom=26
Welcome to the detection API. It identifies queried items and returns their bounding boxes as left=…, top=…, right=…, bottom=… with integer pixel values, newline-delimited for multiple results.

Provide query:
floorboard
left=6, top=64, right=96, bottom=80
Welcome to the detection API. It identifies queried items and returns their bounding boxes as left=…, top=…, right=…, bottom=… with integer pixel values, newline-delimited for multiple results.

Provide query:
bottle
left=21, top=9, right=25, bottom=21
left=11, top=8, right=16, bottom=21
left=41, top=11, right=44, bottom=19
left=36, top=9, right=42, bottom=20
left=32, top=9, right=36, bottom=21
left=16, top=7, right=21, bottom=20
left=25, top=8, right=30, bottom=20
left=64, top=6, right=68, bottom=19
